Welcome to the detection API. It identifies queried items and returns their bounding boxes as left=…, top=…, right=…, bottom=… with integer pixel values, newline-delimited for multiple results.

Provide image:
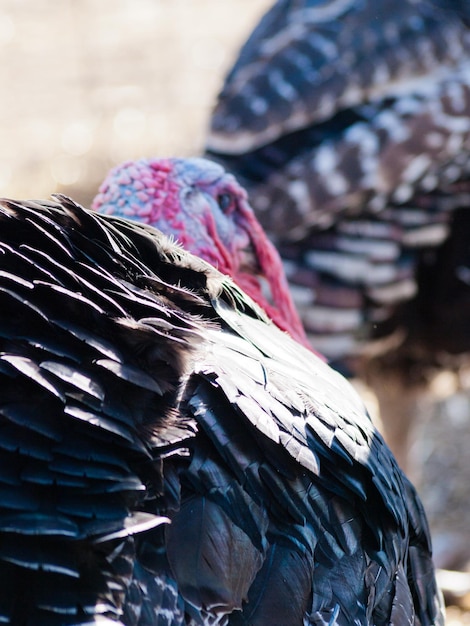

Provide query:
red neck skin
left=198, top=188, right=315, bottom=355
left=163, top=164, right=316, bottom=355
left=93, top=157, right=317, bottom=356
left=234, top=211, right=315, bottom=353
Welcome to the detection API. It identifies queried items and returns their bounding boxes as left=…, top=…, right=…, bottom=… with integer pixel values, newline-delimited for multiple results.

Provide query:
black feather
left=0, top=195, right=443, bottom=624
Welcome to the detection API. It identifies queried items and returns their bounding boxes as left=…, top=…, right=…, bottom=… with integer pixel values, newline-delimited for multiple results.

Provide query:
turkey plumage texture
left=205, top=0, right=470, bottom=470
left=0, top=195, right=443, bottom=624
left=205, top=0, right=470, bottom=359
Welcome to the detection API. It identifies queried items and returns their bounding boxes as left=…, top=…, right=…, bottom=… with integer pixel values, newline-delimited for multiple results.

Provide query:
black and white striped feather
left=206, top=0, right=470, bottom=366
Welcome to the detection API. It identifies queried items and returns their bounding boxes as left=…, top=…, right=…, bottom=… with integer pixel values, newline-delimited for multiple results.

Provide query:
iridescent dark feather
left=0, top=195, right=443, bottom=624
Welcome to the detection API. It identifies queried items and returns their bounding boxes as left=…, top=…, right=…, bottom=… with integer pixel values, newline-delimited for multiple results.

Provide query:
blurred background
left=1, top=1, right=470, bottom=622
left=0, top=0, right=271, bottom=203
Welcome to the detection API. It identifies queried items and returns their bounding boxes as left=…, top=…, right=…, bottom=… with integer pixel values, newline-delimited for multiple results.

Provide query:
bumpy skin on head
left=93, top=157, right=312, bottom=351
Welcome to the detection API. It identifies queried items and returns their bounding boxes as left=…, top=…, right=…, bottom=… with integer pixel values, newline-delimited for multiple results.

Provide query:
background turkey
left=204, top=0, right=470, bottom=482
left=0, top=176, right=444, bottom=624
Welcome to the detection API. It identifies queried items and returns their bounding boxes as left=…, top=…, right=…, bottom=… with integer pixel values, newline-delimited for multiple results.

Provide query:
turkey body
left=205, top=0, right=470, bottom=468
left=0, top=195, right=443, bottom=624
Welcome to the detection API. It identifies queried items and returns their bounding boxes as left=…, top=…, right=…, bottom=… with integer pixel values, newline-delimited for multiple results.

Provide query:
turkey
left=0, top=165, right=443, bottom=624
left=93, top=154, right=440, bottom=626
left=204, top=0, right=470, bottom=472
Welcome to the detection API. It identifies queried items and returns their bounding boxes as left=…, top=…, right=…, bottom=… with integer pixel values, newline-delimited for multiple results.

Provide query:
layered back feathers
left=0, top=195, right=443, bottom=625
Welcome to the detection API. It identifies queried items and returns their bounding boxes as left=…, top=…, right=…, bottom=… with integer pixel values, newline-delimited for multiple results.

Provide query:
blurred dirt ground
left=2, top=1, right=470, bottom=623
